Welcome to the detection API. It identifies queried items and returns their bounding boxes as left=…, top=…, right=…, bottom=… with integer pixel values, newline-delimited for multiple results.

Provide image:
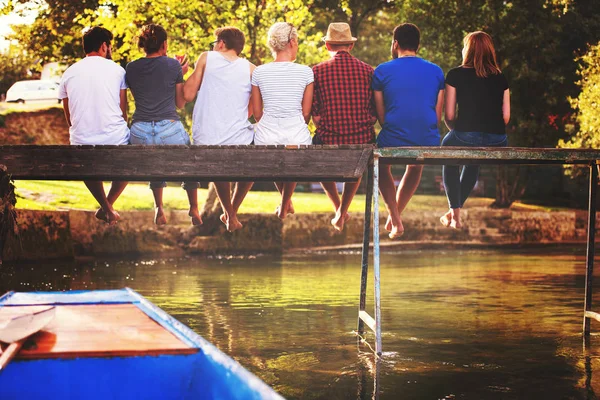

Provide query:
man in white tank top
left=183, top=27, right=255, bottom=232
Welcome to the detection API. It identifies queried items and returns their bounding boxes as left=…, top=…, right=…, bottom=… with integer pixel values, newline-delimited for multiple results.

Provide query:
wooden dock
left=2, top=144, right=600, bottom=357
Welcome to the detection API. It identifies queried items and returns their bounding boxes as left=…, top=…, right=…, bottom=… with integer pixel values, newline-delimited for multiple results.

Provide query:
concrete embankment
left=1, top=208, right=594, bottom=262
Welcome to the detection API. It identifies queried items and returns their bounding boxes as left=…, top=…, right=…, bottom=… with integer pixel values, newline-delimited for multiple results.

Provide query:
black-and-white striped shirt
left=251, top=61, right=314, bottom=118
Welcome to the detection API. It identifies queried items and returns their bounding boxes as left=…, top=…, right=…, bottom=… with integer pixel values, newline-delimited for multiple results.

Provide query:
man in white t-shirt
left=58, top=26, right=129, bottom=225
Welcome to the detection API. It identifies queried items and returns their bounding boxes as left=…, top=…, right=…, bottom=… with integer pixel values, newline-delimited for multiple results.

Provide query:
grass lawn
left=13, top=180, right=551, bottom=214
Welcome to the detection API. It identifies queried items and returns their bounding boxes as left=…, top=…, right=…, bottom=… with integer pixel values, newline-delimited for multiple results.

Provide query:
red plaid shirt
left=312, top=51, right=376, bottom=144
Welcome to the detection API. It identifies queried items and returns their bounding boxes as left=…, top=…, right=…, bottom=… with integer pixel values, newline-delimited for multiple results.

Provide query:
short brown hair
left=215, top=27, right=245, bottom=55
left=462, top=31, right=501, bottom=78
left=393, top=23, right=420, bottom=52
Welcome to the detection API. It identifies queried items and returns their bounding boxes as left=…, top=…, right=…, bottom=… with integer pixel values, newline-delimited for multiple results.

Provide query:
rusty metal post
left=358, top=157, right=374, bottom=334
left=584, top=163, right=598, bottom=336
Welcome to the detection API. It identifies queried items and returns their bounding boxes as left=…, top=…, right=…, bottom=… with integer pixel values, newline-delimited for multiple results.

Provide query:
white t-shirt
left=58, top=56, right=129, bottom=145
left=251, top=62, right=314, bottom=118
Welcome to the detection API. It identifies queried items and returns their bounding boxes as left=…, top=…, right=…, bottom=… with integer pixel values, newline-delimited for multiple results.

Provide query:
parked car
left=5, top=80, right=60, bottom=104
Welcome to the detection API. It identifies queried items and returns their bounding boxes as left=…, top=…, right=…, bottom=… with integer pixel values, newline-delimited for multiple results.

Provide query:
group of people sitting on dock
left=59, top=21, right=510, bottom=238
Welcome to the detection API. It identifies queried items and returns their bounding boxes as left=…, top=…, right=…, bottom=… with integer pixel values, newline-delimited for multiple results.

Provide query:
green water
left=2, top=248, right=600, bottom=399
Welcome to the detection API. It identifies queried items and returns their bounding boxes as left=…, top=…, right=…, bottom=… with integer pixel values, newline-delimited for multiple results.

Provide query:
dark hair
left=83, top=26, right=113, bottom=54
left=393, top=23, right=420, bottom=52
left=215, top=26, right=245, bottom=55
left=137, top=24, right=168, bottom=54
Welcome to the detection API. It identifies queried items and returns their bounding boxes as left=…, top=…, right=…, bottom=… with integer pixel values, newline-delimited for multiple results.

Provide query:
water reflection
left=2, top=248, right=600, bottom=399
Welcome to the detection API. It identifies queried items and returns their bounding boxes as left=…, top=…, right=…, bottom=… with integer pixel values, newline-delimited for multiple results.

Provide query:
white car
left=5, top=80, right=60, bottom=103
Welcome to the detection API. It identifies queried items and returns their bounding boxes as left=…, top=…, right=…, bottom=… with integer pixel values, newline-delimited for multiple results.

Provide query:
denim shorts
left=441, top=130, right=507, bottom=147
left=130, top=120, right=199, bottom=190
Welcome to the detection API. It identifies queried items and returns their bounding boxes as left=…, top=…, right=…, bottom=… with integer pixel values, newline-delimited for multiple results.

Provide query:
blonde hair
left=462, top=31, right=501, bottom=78
left=267, top=22, right=297, bottom=53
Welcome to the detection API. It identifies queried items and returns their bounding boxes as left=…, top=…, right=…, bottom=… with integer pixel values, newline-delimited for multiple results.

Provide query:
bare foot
left=95, top=208, right=108, bottom=223
left=277, top=206, right=288, bottom=220
left=189, top=209, right=202, bottom=226
left=275, top=202, right=295, bottom=216
left=388, top=218, right=404, bottom=239
left=154, top=207, right=167, bottom=225
left=439, top=211, right=452, bottom=228
left=385, top=215, right=392, bottom=232
left=226, top=215, right=243, bottom=232
left=331, top=212, right=351, bottom=232
left=106, top=210, right=120, bottom=226
left=450, top=218, right=463, bottom=229
left=95, top=208, right=119, bottom=225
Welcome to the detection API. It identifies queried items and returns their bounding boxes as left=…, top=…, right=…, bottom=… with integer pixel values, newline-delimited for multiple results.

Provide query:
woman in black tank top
left=440, top=31, right=511, bottom=229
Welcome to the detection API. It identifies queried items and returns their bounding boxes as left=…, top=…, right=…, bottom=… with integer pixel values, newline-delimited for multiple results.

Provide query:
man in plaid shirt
left=312, top=22, right=376, bottom=231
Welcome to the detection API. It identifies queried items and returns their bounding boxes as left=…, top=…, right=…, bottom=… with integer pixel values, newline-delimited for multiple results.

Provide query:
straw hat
left=323, top=22, right=357, bottom=44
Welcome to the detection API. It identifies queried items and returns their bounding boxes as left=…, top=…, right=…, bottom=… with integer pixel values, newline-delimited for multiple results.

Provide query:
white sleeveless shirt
left=192, top=51, right=254, bottom=145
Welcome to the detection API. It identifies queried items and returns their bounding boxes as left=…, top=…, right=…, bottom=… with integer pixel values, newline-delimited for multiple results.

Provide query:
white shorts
left=254, top=114, right=311, bottom=146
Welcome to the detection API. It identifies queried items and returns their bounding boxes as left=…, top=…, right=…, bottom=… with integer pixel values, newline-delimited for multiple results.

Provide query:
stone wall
left=1, top=208, right=595, bottom=262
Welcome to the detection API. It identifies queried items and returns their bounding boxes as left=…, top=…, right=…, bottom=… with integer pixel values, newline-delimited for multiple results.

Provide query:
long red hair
left=462, top=31, right=501, bottom=78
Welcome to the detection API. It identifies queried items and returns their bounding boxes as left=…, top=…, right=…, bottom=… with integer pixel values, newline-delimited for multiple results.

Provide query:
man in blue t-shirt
left=372, top=23, right=444, bottom=239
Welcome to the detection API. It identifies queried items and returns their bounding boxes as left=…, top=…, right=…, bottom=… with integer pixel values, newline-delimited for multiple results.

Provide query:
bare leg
left=331, top=180, right=360, bottom=231
left=274, top=182, right=295, bottom=215
left=95, top=181, right=128, bottom=223
left=232, top=182, right=254, bottom=213
left=85, top=180, right=120, bottom=225
left=450, top=207, right=463, bottom=229
left=378, top=165, right=403, bottom=238
left=277, top=182, right=297, bottom=219
left=186, top=187, right=202, bottom=226
left=214, top=182, right=242, bottom=232
left=152, top=187, right=167, bottom=225
left=396, top=165, right=424, bottom=214
left=320, top=182, right=341, bottom=212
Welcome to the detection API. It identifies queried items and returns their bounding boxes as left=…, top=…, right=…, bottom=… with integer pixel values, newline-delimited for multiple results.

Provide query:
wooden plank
left=376, top=147, right=600, bottom=165
left=585, top=311, right=600, bottom=323
left=0, top=304, right=197, bottom=359
left=359, top=310, right=376, bottom=333
left=0, top=145, right=372, bottom=182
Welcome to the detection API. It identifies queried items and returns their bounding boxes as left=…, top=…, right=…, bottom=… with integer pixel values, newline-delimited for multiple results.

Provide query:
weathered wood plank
left=0, top=145, right=373, bottom=182
left=376, top=147, right=600, bottom=165
left=0, top=304, right=197, bottom=359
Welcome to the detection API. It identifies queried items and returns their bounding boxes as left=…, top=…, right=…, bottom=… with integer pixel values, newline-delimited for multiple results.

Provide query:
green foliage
left=0, top=49, right=37, bottom=97
left=558, top=43, right=600, bottom=149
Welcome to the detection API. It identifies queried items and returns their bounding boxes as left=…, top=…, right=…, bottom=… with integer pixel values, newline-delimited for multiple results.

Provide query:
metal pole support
left=358, top=157, right=374, bottom=334
left=583, top=163, right=598, bottom=336
left=373, top=156, right=382, bottom=356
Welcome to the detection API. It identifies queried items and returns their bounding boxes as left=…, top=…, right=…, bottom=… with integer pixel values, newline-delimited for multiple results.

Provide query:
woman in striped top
left=251, top=22, right=314, bottom=219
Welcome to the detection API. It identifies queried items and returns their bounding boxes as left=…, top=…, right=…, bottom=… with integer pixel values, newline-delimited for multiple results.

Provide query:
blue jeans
left=130, top=120, right=199, bottom=190
left=441, top=130, right=508, bottom=209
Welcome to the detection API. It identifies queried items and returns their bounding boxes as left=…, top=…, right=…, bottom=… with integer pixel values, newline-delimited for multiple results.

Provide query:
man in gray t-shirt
left=125, top=56, right=184, bottom=122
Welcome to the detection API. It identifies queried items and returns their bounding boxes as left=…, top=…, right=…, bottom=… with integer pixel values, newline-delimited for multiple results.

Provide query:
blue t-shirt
left=372, top=57, right=445, bottom=147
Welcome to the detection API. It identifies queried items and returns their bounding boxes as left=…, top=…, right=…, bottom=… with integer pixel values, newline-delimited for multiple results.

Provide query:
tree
left=559, top=43, right=600, bottom=149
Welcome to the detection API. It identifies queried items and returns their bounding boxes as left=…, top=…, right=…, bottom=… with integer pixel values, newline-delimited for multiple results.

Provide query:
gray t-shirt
left=125, top=56, right=183, bottom=122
